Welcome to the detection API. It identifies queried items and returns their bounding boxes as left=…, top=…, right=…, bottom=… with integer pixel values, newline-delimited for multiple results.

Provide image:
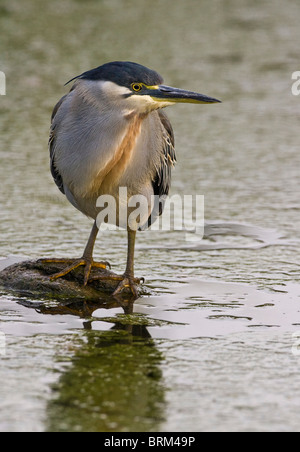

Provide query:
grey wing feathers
left=49, top=95, right=67, bottom=195
left=152, top=110, right=176, bottom=199
left=145, top=110, right=176, bottom=228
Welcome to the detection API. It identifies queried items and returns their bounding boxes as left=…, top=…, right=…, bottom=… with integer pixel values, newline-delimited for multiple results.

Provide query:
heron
left=41, top=61, right=220, bottom=298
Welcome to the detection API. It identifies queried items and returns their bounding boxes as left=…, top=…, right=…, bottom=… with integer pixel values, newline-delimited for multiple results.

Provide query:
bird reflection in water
left=29, top=296, right=165, bottom=432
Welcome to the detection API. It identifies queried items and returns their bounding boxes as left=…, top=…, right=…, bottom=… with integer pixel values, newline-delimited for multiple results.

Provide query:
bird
left=40, top=61, right=220, bottom=298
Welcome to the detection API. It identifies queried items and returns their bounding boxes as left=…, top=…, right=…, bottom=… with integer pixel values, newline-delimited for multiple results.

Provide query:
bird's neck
left=96, top=114, right=145, bottom=194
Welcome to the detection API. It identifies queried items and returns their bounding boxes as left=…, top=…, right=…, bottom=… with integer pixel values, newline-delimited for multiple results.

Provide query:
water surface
left=0, top=0, right=300, bottom=432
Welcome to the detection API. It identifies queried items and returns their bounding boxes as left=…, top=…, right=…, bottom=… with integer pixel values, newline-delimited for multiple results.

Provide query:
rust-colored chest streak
left=99, top=115, right=144, bottom=193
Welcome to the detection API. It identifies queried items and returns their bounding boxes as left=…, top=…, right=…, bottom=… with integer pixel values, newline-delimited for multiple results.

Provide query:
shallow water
left=0, top=0, right=300, bottom=432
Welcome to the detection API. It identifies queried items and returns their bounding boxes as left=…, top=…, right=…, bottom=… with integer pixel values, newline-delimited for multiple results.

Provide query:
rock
left=0, top=259, right=146, bottom=302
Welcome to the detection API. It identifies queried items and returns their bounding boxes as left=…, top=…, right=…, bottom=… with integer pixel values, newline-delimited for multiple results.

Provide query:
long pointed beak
left=150, top=85, right=221, bottom=104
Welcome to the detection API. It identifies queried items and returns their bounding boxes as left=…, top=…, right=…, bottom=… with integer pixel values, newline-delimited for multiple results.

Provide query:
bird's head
left=66, top=61, right=221, bottom=115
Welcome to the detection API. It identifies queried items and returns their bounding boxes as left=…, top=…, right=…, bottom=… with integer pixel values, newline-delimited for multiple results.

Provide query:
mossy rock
left=0, top=259, right=146, bottom=302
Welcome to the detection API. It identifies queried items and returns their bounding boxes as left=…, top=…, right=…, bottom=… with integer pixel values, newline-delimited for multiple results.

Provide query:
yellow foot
left=88, top=273, right=144, bottom=298
left=38, top=258, right=110, bottom=286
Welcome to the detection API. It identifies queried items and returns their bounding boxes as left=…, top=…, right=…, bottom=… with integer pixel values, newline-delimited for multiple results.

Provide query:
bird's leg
left=88, top=229, right=144, bottom=298
left=113, top=230, right=143, bottom=298
left=39, top=221, right=110, bottom=286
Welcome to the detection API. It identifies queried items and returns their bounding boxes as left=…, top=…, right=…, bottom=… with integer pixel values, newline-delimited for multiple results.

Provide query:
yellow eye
left=131, top=83, right=143, bottom=92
